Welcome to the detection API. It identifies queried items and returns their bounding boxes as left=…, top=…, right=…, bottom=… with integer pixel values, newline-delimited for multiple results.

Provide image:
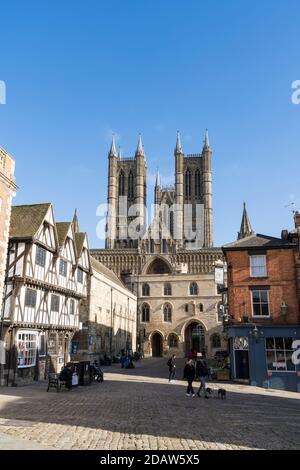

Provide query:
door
left=152, top=333, right=162, bottom=357
left=233, top=337, right=250, bottom=380
left=185, top=322, right=205, bottom=356
left=235, top=350, right=250, bottom=379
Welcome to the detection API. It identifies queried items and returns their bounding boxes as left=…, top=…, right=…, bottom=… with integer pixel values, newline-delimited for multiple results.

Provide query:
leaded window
left=164, top=304, right=172, bottom=322
left=25, top=288, right=37, bottom=308
left=35, top=246, right=46, bottom=267
left=141, top=304, right=150, bottom=322
left=51, top=294, right=60, bottom=312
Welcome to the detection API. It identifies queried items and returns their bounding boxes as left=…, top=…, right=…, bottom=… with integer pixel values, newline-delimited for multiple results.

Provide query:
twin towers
left=105, top=131, right=213, bottom=253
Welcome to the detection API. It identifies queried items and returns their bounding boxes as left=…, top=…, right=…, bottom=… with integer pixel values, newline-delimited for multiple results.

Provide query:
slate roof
left=9, top=203, right=51, bottom=239
left=90, top=256, right=126, bottom=289
left=222, top=233, right=295, bottom=251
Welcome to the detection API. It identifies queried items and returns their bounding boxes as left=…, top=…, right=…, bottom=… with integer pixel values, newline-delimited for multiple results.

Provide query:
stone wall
left=73, top=266, right=137, bottom=360
left=136, top=272, right=225, bottom=358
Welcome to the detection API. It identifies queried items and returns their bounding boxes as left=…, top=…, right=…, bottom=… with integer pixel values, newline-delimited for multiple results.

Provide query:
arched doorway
left=184, top=322, right=205, bottom=356
left=151, top=332, right=163, bottom=357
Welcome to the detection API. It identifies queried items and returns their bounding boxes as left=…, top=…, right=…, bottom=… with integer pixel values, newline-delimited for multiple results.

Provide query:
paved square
left=0, top=358, right=299, bottom=450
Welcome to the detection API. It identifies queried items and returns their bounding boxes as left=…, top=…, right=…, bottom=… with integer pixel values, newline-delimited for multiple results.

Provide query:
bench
left=46, top=373, right=67, bottom=392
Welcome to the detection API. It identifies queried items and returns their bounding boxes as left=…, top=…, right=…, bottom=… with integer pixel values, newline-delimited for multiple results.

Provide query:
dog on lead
left=218, top=388, right=226, bottom=400
left=204, top=387, right=213, bottom=399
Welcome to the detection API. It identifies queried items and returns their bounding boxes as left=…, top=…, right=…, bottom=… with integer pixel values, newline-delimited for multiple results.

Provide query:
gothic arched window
left=128, top=171, right=134, bottom=200
left=185, top=169, right=191, bottom=199
left=189, top=282, right=198, bottom=296
left=141, top=304, right=150, bottom=322
left=142, top=283, right=150, bottom=297
left=164, top=283, right=172, bottom=296
left=195, top=169, right=201, bottom=199
left=118, top=170, right=125, bottom=196
left=170, top=210, right=174, bottom=237
left=163, top=303, right=172, bottom=322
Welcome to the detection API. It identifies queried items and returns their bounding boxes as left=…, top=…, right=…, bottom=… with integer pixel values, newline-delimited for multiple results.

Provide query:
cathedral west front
left=91, top=131, right=226, bottom=358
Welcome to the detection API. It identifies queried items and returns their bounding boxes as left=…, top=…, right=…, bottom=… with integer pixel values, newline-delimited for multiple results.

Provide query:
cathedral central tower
left=105, top=131, right=213, bottom=252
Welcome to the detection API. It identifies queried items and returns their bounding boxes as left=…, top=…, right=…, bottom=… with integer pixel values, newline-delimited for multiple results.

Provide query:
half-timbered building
left=1, top=203, right=91, bottom=385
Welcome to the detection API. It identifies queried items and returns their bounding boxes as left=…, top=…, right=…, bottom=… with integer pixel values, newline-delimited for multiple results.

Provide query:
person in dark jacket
left=196, top=353, right=209, bottom=397
left=59, top=364, right=73, bottom=390
left=167, top=354, right=176, bottom=382
left=184, top=359, right=196, bottom=397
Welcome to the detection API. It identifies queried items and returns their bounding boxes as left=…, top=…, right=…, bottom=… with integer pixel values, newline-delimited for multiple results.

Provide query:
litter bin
left=78, top=361, right=92, bottom=385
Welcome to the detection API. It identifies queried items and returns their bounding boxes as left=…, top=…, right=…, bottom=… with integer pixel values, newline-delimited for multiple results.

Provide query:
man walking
left=167, top=354, right=176, bottom=382
left=196, top=353, right=209, bottom=397
left=184, top=359, right=196, bottom=397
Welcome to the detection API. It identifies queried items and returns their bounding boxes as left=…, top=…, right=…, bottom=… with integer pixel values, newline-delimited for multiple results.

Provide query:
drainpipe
left=110, top=288, right=113, bottom=354
left=127, top=296, right=129, bottom=352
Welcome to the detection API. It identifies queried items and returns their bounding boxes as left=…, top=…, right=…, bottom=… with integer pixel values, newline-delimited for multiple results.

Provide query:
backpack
left=167, top=358, right=172, bottom=367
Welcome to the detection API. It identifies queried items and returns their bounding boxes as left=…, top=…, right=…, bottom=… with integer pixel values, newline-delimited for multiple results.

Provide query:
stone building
left=222, top=204, right=300, bottom=392
left=0, top=148, right=17, bottom=312
left=91, top=132, right=225, bottom=358
left=71, top=256, right=137, bottom=361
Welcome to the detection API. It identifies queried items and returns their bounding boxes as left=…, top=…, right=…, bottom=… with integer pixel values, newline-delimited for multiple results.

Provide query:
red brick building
left=224, top=235, right=299, bottom=326
left=221, top=204, right=300, bottom=392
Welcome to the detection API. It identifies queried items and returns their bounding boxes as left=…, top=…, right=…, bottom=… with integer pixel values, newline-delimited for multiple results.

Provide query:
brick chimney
left=294, top=211, right=300, bottom=229
left=281, top=230, right=289, bottom=240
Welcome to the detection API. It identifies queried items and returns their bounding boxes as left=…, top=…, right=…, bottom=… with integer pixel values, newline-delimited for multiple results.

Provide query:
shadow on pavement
left=0, top=358, right=299, bottom=450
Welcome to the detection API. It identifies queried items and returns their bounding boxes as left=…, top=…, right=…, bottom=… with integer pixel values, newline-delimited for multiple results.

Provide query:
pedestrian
left=196, top=352, right=209, bottom=397
left=184, top=359, right=196, bottom=397
left=167, top=354, right=176, bottom=382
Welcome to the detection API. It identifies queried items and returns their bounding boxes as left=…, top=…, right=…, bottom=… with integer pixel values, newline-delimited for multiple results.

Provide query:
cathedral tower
left=105, top=135, right=147, bottom=249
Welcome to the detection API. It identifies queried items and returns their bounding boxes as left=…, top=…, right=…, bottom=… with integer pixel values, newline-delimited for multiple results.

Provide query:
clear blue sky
left=1, top=0, right=300, bottom=248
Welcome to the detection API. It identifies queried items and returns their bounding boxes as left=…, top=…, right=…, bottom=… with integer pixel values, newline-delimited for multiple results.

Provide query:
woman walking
left=167, top=354, right=176, bottom=382
left=184, top=359, right=196, bottom=397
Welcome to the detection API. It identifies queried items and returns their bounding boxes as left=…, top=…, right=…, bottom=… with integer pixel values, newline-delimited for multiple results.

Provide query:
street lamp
left=252, top=325, right=259, bottom=341
left=280, top=302, right=288, bottom=317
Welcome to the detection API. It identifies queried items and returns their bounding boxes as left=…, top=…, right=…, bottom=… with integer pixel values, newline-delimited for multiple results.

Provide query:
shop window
left=17, top=331, right=38, bottom=368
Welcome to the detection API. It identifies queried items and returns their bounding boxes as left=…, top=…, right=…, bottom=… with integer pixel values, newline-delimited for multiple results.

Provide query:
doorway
left=185, top=322, right=205, bottom=356
left=151, top=333, right=163, bottom=357
left=233, top=336, right=250, bottom=380
left=234, top=350, right=250, bottom=379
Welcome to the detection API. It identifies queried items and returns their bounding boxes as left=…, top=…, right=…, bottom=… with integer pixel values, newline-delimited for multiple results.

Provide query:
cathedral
left=91, top=131, right=225, bottom=358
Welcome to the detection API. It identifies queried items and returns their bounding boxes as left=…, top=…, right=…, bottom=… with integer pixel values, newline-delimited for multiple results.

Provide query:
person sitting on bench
left=59, top=364, right=73, bottom=389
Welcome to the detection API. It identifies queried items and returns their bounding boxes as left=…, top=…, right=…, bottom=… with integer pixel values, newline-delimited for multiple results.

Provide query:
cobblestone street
left=0, top=358, right=299, bottom=450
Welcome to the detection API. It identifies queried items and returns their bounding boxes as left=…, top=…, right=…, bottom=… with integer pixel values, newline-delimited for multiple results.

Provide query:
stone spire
left=155, top=169, right=161, bottom=187
left=203, top=129, right=210, bottom=150
left=135, top=134, right=145, bottom=157
left=174, top=131, right=183, bottom=155
left=118, top=146, right=122, bottom=160
left=238, top=202, right=254, bottom=239
left=72, top=208, right=80, bottom=233
left=108, top=134, right=118, bottom=158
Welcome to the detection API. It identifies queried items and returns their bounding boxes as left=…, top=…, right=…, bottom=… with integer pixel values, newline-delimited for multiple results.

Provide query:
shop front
left=226, top=325, right=300, bottom=392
